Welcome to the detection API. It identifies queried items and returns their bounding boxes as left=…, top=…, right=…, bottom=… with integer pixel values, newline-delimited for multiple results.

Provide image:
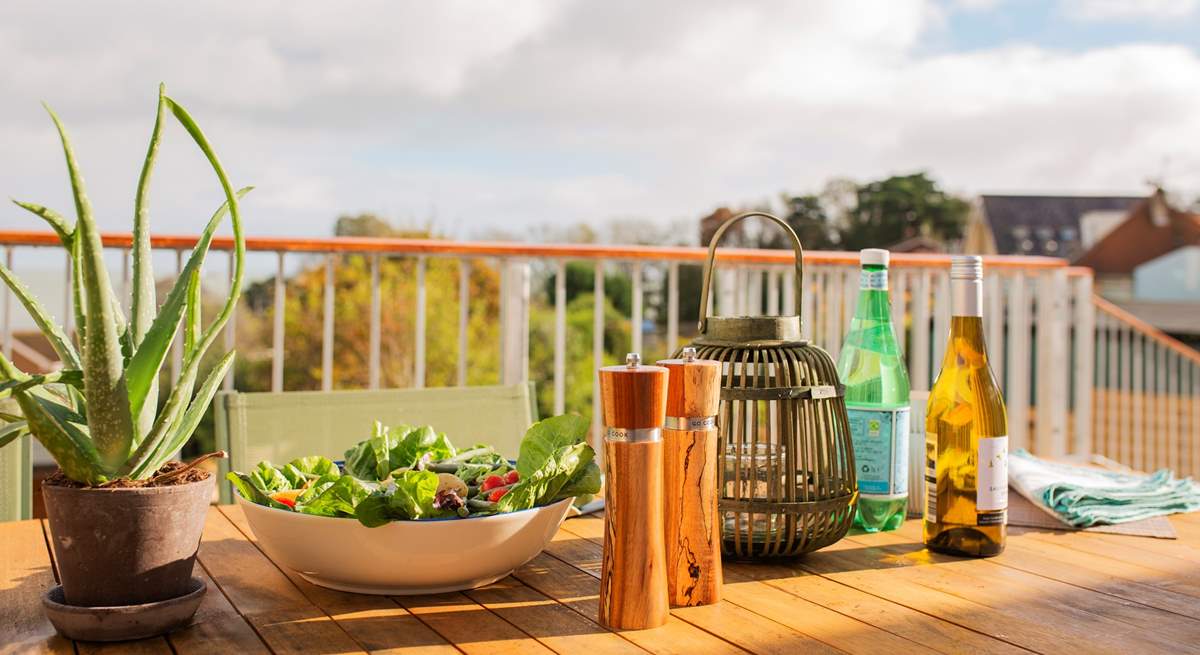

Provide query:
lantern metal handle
left=697, top=211, right=805, bottom=334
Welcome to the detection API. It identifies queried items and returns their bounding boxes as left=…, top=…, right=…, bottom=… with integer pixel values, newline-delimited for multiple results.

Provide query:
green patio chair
left=215, top=382, right=538, bottom=503
left=0, top=437, right=31, bottom=522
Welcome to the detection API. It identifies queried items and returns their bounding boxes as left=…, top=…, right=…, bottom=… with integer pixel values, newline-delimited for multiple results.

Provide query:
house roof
left=1075, top=192, right=1200, bottom=274
left=980, top=194, right=1142, bottom=257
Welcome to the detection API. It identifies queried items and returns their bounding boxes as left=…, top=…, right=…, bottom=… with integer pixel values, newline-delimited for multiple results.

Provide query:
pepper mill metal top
left=598, top=352, right=667, bottom=436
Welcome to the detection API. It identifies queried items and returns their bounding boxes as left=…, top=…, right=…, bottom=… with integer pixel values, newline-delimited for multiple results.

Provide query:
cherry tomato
left=488, top=488, right=509, bottom=502
left=504, top=470, right=520, bottom=485
left=481, top=475, right=504, bottom=491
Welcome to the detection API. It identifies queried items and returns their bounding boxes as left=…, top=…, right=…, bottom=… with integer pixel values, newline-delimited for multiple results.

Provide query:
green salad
left=227, top=414, right=600, bottom=527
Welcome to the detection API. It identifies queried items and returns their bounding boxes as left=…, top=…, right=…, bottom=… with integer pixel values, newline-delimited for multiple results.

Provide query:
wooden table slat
left=4, top=504, right=1200, bottom=655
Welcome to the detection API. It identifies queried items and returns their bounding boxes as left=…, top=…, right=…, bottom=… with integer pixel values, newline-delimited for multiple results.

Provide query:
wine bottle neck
left=952, top=278, right=982, bottom=318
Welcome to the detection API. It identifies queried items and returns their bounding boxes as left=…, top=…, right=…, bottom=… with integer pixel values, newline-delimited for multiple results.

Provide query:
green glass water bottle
left=837, top=248, right=910, bottom=532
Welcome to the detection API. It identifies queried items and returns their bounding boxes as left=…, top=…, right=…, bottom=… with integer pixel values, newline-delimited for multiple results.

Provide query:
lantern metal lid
left=677, top=211, right=857, bottom=559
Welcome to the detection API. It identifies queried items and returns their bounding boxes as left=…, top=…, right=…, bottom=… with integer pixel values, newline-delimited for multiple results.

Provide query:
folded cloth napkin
left=1008, top=449, right=1200, bottom=527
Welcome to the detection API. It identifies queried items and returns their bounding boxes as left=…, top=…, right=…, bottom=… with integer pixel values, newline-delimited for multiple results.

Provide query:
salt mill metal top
left=677, top=211, right=857, bottom=559
left=597, top=353, right=669, bottom=629
left=657, top=346, right=722, bottom=606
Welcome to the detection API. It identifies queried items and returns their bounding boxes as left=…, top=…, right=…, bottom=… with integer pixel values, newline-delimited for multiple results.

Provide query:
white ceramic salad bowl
left=236, top=493, right=572, bottom=594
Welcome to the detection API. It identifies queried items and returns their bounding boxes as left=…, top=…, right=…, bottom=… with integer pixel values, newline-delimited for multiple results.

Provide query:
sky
left=2, top=0, right=1200, bottom=242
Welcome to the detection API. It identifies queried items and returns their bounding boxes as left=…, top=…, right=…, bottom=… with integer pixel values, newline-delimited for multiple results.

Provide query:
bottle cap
left=860, top=249, right=889, bottom=267
left=950, top=255, right=983, bottom=280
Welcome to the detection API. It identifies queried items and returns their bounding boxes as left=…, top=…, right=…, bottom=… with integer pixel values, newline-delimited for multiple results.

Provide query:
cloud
left=1062, top=0, right=1199, bottom=21
left=0, top=0, right=1197, bottom=241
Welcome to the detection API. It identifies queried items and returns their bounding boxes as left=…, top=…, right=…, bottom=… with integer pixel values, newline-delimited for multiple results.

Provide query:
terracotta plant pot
left=42, top=475, right=213, bottom=608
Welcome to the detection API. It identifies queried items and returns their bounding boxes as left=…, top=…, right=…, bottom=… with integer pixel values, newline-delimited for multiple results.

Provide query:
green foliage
left=837, top=173, right=969, bottom=250
left=0, top=85, right=247, bottom=484
left=528, top=293, right=630, bottom=420
left=544, top=262, right=632, bottom=316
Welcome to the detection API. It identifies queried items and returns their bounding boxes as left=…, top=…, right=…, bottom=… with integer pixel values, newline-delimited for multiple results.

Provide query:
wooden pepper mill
left=598, top=353, right=670, bottom=630
left=657, top=347, right=722, bottom=606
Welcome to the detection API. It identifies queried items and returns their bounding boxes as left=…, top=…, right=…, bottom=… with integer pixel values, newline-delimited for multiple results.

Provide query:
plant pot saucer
left=42, top=576, right=206, bottom=642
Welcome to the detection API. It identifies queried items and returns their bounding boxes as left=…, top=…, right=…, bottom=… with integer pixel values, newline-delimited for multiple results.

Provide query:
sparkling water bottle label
left=860, top=269, right=888, bottom=290
left=846, top=407, right=909, bottom=496
left=977, top=436, right=1008, bottom=512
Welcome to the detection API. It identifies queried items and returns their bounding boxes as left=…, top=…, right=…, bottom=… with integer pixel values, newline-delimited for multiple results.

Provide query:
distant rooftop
left=979, top=194, right=1143, bottom=258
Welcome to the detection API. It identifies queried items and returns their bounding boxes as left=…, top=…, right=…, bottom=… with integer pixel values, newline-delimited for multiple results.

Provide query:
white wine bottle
left=923, top=256, right=1007, bottom=557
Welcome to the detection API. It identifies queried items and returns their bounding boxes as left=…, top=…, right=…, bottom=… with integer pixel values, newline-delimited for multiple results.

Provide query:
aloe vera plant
left=0, top=85, right=248, bottom=485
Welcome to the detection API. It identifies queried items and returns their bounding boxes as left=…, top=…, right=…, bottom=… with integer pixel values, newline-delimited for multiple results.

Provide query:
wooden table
left=5, top=507, right=1200, bottom=655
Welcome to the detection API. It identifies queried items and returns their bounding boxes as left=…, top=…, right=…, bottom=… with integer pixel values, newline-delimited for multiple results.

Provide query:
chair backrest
left=215, top=383, right=537, bottom=503
left=0, top=435, right=31, bottom=522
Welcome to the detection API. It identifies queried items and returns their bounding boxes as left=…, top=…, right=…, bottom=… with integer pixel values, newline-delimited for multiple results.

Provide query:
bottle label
left=977, top=436, right=1008, bottom=512
left=925, top=432, right=937, bottom=521
left=847, top=407, right=908, bottom=496
left=860, top=269, right=887, bottom=290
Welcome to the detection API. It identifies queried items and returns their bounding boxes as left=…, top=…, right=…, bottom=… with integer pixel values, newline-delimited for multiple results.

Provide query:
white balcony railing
left=1, top=230, right=1196, bottom=476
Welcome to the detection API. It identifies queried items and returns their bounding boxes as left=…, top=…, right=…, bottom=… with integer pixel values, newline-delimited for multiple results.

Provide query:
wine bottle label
left=977, top=436, right=1008, bottom=512
left=860, top=269, right=887, bottom=290
left=924, top=432, right=937, bottom=521
left=847, top=407, right=908, bottom=496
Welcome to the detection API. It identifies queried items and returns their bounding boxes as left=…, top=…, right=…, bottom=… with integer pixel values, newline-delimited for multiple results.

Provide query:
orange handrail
left=1094, top=295, right=1200, bottom=366
left=0, top=230, right=1070, bottom=270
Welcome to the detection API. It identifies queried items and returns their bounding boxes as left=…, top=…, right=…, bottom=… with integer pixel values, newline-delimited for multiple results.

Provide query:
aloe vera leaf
left=0, top=262, right=80, bottom=368
left=44, top=104, right=132, bottom=469
left=0, top=420, right=29, bottom=450
left=124, top=187, right=249, bottom=424
left=184, top=269, right=201, bottom=355
left=129, top=350, right=233, bottom=479
left=15, top=391, right=108, bottom=483
left=11, top=201, right=73, bottom=247
left=132, top=84, right=164, bottom=344
left=0, top=370, right=84, bottom=401
left=69, top=234, right=86, bottom=349
left=162, top=97, right=246, bottom=356
left=120, top=356, right=197, bottom=478
left=0, top=411, right=23, bottom=423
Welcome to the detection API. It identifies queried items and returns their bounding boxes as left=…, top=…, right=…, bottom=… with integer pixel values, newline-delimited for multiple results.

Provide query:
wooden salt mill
left=598, top=353, right=670, bottom=630
left=657, top=347, right=722, bottom=606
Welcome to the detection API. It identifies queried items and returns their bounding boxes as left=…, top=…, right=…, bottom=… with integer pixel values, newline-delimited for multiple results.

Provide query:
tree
left=543, top=261, right=633, bottom=316
left=837, top=173, right=969, bottom=250
left=779, top=194, right=838, bottom=250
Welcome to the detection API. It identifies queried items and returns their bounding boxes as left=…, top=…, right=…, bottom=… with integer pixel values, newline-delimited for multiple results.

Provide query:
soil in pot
left=42, top=462, right=213, bottom=608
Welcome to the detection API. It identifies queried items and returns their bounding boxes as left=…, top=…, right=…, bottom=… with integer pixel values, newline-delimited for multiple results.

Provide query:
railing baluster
left=747, top=267, right=763, bottom=316
left=457, top=258, right=470, bottom=388
left=766, top=267, right=779, bottom=316
left=1006, top=273, right=1030, bottom=452
left=272, top=251, right=285, bottom=392
left=823, top=268, right=843, bottom=359
left=931, top=269, right=950, bottom=375
left=1120, top=323, right=1132, bottom=465
left=718, top=268, right=735, bottom=317
left=986, top=271, right=1003, bottom=387
left=1192, top=363, right=1199, bottom=477
left=667, top=262, right=679, bottom=355
left=1168, top=350, right=1178, bottom=473
left=592, top=260, right=605, bottom=460
left=414, top=255, right=427, bottom=389
left=554, top=259, right=566, bottom=415
left=369, top=253, right=382, bottom=389
left=842, top=266, right=857, bottom=350
left=910, top=269, right=931, bottom=391
left=891, top=269, right=907, bottom=356
left=791, top=264, right=805, bottom=337
left=322, top=253, right=335, bottom=392
left=1072, top=274, right=1094, bottom=456
left=1108, top=311, right=1119, bottom=460
left=1155, top=342, right=1166, bottom=470
left=1036, top=269, right=1068, bottom=457
left=631, top=261, right=643, bottom=356
left=222, top=250, right=236, bottom=391
left=1093, top=312, right=1106, bottom=458
left=1132, top=332, right=1144, bottom=471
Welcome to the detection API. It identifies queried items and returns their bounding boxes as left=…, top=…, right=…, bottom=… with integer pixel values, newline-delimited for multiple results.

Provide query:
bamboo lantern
left=657, top=347, right=722, bottom=606
left=676, top=211, right=857, bottom=559
left=597, top=353, right=670, bottom=630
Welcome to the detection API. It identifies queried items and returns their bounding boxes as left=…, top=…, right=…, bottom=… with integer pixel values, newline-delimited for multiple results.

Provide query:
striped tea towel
left=1008, top=449, right=1200, bottom=528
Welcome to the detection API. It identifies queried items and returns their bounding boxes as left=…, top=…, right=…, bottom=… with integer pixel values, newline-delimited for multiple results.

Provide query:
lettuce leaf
left=515, top=414, right=589, bottom=478
left=250, top=461, right=291, bottom=493
left=344, top=422, right=457, bottom=481
left=354, top=470, right=454, bottom=526
left=296, top=475, right=371, bottom=517
left=226, top=471, right=290, bottom=510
